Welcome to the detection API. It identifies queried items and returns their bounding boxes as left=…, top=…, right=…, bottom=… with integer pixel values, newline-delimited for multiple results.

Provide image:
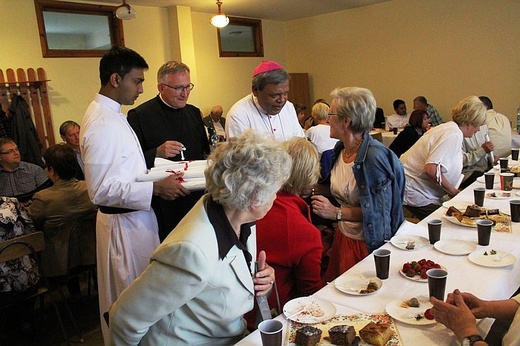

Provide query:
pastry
left=295, top=325, right=322, bottom=346
left=328, top=325, right=356, bottom=345
left=446, top=206, right=461, bottom=216
left=463, top=205, right=482, bottom=217
left=400, top=297, right=420, bottom=308
left=359, top=322, right=392, bottom=346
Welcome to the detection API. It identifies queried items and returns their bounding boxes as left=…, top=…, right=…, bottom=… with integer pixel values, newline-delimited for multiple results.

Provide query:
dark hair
left=393, top=99, right=405, bottom=110
left=252, top=69, right=290, bottom=91
left=409, top=109, right=427, bottom=128
left=314, top=98, right=330, bottom=107
left=478, top=96, right=493, bottom=110
left=295, top=103, right=307, bottom=114
left=59, top=120, right=80, bottom=136
left=99, top=46, right=149, bottom=85
left=44, top=144, right=78, bottom=180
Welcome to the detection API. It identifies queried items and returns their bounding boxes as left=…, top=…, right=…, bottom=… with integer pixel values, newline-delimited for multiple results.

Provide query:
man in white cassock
left=80, top=46, right=181, bottom=344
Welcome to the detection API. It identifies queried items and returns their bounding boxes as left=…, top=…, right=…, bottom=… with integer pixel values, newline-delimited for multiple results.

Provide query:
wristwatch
left=461, top=335, right=484, bottom=346
left=336, top=207, right=342, bottom=221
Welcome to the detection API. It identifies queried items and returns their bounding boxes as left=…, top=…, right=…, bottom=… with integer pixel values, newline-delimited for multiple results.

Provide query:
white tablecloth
left=237, top=178, right=520, bottom=345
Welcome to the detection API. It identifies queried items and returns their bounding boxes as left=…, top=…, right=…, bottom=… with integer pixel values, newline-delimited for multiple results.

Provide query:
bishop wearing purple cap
left=225, top=60, right=305, bottom=141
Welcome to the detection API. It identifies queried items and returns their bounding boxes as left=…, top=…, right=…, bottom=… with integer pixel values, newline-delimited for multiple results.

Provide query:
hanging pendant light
left=210, top=0, right=229, bottom=28
left=115, top=0, right=136, bottom=20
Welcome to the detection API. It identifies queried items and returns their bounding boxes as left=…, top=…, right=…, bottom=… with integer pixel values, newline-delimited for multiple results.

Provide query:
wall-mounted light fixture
left=210, top=1, right=229, bottom=28
left=115, top=0, right=136, bottom=20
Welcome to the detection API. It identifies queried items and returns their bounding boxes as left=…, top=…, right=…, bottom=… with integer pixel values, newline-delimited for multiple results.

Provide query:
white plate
left=468, top=249, right=517, bottom=268
left=443, top=215, right=476, bottom=228
left=283, top=296, right=336, bottom=324
left=385, top=296, right=436, bottom=325
left=434, top=239, right=477, bottom=255
left=334, top=274, right=382, bottom=296
left=390, top=235, right=430, bottom=251
left=399, top=265, right=446, bottom=283
left=486, top=191, right=514, bottom=199
left=441, top=200, right=473, bottom=210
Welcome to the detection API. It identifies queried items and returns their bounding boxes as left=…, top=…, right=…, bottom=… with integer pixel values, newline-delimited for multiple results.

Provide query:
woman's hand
left=311, top=195, right=336, bottom=220
left=254, top=250, right=275, bottom=296
left=430, top=289, right=479, bottom=340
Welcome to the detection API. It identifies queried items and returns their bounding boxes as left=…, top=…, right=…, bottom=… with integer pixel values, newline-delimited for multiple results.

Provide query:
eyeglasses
left=161, top=83, right=194, bottom=93
left=0, top=148, right=19, bottom=155
left=327, top=113, right=339, bottom=118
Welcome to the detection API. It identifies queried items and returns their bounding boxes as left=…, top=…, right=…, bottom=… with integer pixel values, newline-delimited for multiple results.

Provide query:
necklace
left=342, top=140, right=362, bottom=161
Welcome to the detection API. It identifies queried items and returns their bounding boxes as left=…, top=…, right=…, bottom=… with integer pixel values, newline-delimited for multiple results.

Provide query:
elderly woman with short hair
left=401, top=96, right=487, bottom=220
left=109, top=131, right=291, bottom=345
left=311, top=87, right=405, bottom=283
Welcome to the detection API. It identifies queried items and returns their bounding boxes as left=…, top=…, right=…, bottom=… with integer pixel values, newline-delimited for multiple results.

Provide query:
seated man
left=202, top=105, right=226, bottom=143
left=414, top=95, right=443, bottom=126
left=431, top=289, right=520, bottom=346
left=479, top=96, right=511, bottom=159
left=385, top=99, right=410, bottom=131
left=59, top=120, right=85, bottom=180
left=460, top=125, right=494, bottom=189
left=0, top=137, right=52, bottom=202
left=29, top=144, right=97, bottom=295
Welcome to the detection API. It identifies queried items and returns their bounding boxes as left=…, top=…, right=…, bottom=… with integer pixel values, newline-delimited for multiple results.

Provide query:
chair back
left=0, top=232, right=45, bottom=262
left=370, top=131, right=383, bottom=143
left=68, top=213, right=96, bottom=270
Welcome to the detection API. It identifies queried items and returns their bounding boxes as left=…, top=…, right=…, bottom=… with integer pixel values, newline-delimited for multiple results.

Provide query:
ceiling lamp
left=115, top=0, right=136, bottom=20
left=210, top=1, right=229, bottom=28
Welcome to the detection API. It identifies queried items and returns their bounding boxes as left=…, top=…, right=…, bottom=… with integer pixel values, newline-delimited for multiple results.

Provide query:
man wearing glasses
left=0, top=137, right=52, bottom=202
left=128, top=61, right=210, bottom=241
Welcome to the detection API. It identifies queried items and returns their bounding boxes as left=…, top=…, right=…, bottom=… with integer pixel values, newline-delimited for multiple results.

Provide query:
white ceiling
left=70, top=0, right=391, bottom=21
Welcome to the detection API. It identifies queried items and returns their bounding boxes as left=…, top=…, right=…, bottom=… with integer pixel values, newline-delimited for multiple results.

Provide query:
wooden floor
left=0, top=272, right=103, bottom=346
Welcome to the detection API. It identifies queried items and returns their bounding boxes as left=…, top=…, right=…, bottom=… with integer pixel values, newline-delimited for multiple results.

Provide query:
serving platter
left=399, top=265, right=446, bottom=283
left=286, top=313, right=402, bottom=345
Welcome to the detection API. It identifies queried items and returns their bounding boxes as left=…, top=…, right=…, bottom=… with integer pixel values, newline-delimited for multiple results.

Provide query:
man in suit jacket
left=128, top=61, right=210, bottom=241
left=202, top=105, right=226, bottom=142
left=29, top=144, right=97, bottom=293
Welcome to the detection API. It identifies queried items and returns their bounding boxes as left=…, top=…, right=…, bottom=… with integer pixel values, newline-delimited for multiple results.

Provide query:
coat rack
left=0, top=68, right=55, bottom=152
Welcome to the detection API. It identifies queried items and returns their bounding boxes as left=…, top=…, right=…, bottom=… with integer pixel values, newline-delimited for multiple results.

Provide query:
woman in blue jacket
left=311, top=87, right=405, bottom=283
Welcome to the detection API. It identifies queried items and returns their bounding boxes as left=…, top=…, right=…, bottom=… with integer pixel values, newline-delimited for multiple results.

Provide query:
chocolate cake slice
left=328, top=325, right=356, bottom=345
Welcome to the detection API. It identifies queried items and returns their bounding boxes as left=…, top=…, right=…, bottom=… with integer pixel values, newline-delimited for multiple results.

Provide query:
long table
left=236, top=170, right=520, bottom=345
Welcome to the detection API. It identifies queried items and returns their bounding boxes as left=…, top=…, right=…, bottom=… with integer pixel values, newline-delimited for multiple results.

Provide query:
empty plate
left=434, top=239, right=477, bottom=255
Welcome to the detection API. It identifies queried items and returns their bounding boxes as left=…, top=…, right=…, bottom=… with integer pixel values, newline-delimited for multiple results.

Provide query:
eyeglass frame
left=0, top=148, right=20, bottom=155
left=160, top=82, right=194, bottom=93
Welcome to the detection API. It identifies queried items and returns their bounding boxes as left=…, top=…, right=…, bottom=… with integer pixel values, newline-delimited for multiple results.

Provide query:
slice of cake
left=328, top=325, right=356, bottom=345
left=294, top=325, right=322, bottom=346
left=359, top=322, right=392, bottom=346
left=446, top=206, right=461, bottom=216
left=463, top=205, right=482, bottom=217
